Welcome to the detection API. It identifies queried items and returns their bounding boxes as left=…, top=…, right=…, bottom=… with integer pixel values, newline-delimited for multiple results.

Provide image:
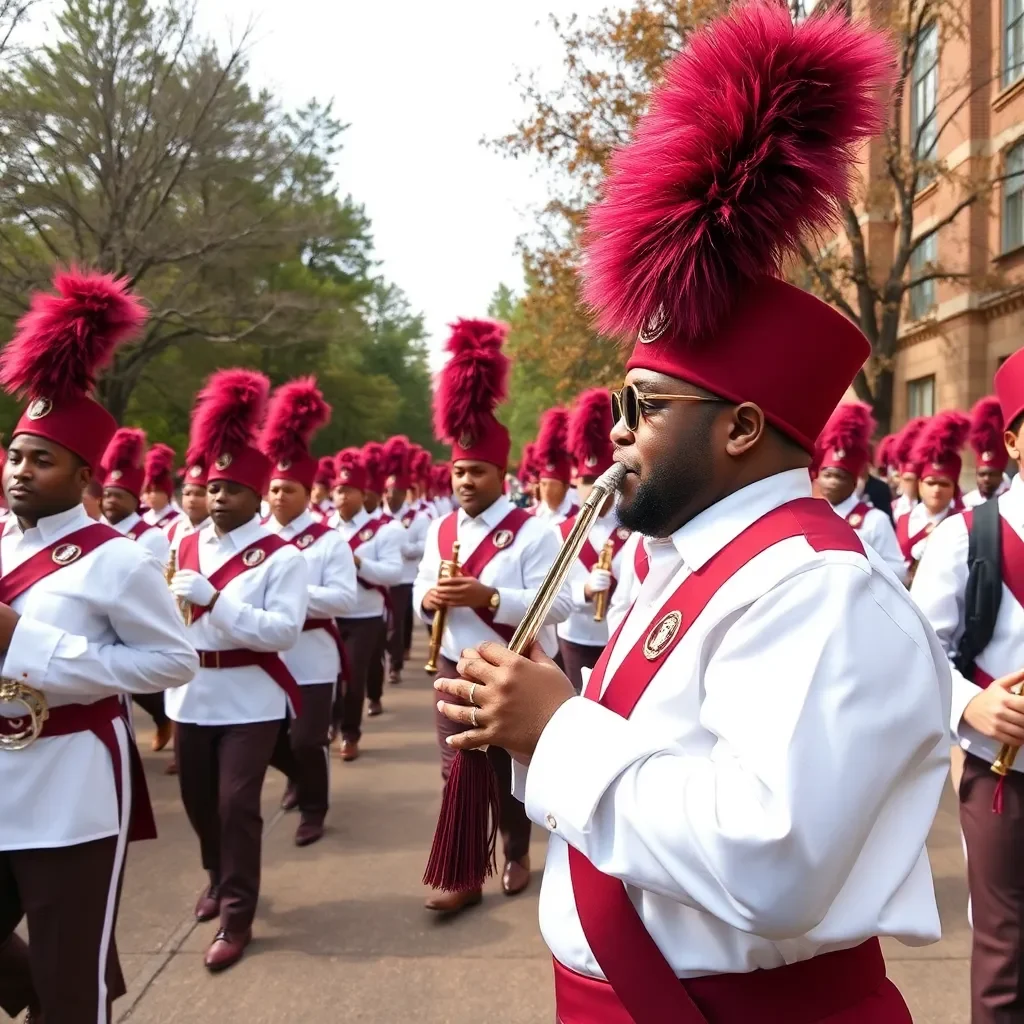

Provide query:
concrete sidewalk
left=99, top=630, right=969, bottom=1023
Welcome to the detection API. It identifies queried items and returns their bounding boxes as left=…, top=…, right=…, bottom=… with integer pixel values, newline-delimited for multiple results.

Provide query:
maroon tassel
left=423, top=748, right=500, bottom=892
left=992, top=774, right=1007, bottom=815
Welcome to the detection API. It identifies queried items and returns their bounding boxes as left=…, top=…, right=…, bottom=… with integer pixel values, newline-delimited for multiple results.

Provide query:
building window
left=907, top=376, right=936, bottom=419
left=1004, top=143, right=1024, bottom=251
left=911, top=23, right=939, bottom=187
left=1007, top=0, right=1024, bottom=86
left=908, top=231, right=938, bottom=319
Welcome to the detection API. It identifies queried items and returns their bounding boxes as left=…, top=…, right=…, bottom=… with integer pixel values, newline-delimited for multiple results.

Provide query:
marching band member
left=331, top=448, right=402, bottom=756
left=100, top=428, right=170, bottom=565
left=896, top=411, right=969, bottom=582
left=411, top=447, right=437, bottom=518
left=308, top=457, right=336, bottom=523
left=433, top=464, right=454, bottom=516
left=912, top=350, right=1024, bottom=1024
left=167, top=455, right=210, bottom=551
left=141, top=443, right=183, bottom=530
left=361, top=442, right=389, bottom=520
left=515, top=443, right=539, bottom=509
left=415, top=318, right=572, bottom=915
left=963, top=396, right=1012, bottom=508
left=892, top=416, right=928, bottom=520
left=165, top=369, right=308, bottom=972
left=261, top=378, right=357, bottom=847
left=436, top=8, right=951, bottom=1019
left=82, top=477, right=103, bottom=520
left=815, top=403, right=906, bottom=581
left=0, top=270, right=196, bottom=1022
left=556, top=389, right=631, bottom=692
left=531, top=408, right=578, bottom=524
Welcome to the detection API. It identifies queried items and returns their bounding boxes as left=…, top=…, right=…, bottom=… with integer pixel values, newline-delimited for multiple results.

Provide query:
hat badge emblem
left=110, top=469, right=123, bottom=481
left=51, top=543, right=82, bottom=565
left=493, top=529, right=514, bottom=550
left=458, top=432, right=474, bottom=449
left=546, top=462, right=555, bottom=472
left=833, top=448, right=845, bottom=460
left=358, top=527, right=374, bottom=542
left=189, top=465, right=203, bottom=478
left=276, top=459, right=291, bottom=472
left=242, top=548, right=266, bottom=567
left=932, top=462, right=943, bottom=472
left=215, top=453, right=233, bottom=471
left=26, top=397, right=52, bottom=420
left=983, top=450, right=994, bottom=461
left=340, top=469, right=351, bottom=482
left=585, top=454, right=598, bottom=468
left=643, top=610, right=682, bottom=660
left=639, top=305, right=670, bottom=344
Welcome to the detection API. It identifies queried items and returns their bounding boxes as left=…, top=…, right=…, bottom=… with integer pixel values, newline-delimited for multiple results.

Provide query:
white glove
left=587, top=568, right=613, bottom=594
left=170, top=569, right=217, bottom=607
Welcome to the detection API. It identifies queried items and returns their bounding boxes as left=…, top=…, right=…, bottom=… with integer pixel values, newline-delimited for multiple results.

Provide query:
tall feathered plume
left=191, top=369, right=270, bottom=458
left=535, top=407, right=570, bottom=467
left=568, top=389, right=613, bottom=467
left=517, top=442, right=536, bottom=481
left=383, top=436, right=410, bottom=479
left=412, top=447, right=432, bottom=482
left=145, top=442, right=175, bottom=480
left=336, top=447, right=363, bottom=473
left=894, top=417, right=928, bottom=468
left=260, top=376, right=331, bottom=465
left=433, top=319, right=509, bottom=442
left=315, top=455, right=336, bottom=485
left=818, top=402, right=875, bottom=458
left=0, top=269, right=147, bottom=400
left=911, top=410, right=970, bottom=467
left=969, top=396, right=1005, bottom=455
left=874, top=434, right=896, bottom=472
left=362, top=441, right=384, bottom=478
left=580, top=2, right=894, bottom=342
left=103, top=427, right=146, bottom=471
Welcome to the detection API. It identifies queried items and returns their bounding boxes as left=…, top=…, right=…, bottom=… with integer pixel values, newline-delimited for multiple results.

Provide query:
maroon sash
left=560, top=519, right=631, bottom=603
left=0, top=523, right=157, bottom=842
left=128, top=519, right=154, bottom=541
left=568, top=498, right=863, bottom=1024
left=437, top=507, right=531, bottom=643
left=845, top=502, right=870, bottom=530
left=635, top=537, right=649, bottom=584
left=152, top=508, right=180, bottom=530
left=178, top=531, right=303, bottom=714
left=401, top=509, right=417, bottom=528
left=346, top=516, right=392, bottom=602
left=895, top=512, right=932, bottom=562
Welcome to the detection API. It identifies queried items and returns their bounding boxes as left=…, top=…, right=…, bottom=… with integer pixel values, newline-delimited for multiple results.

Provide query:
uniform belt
left=196, top=649, right=303, bottom=715
left=0, top=694, right=121, bottom=739
left=553, top=938, right=888, bottom=1024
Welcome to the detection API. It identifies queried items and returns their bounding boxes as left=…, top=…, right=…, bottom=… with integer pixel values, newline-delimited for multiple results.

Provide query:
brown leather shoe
left=152, top=719, right=173, bottom=752
left=204, top=928, right=251, bottom=972
left=367, top=700, right=383, bottom=717
left=294, top=818, right=324, bottom=847
left=340, top=739, right=359, bottom=762
left=424, top=888, right=483, bottom=915
left=194, top=885, right=220, bottom=923
left=280, top=783, right=299, bottom=811
left=502, top=857, right=531, bottom=896
left=388, top=669, right=402, bottom=686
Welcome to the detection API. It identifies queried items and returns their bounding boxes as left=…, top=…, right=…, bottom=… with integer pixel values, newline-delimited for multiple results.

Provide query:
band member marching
left=435, top=9, right=951, bottom=1020
left=361, top=442, right=389, bottom=520
left=531, top=407, right=578, bottom=523
left=0, top=270, right=197, bottom=1023
left=261, top=378, right=357, bottom=847
left=165, top=368, right=308, bottom=972
left=309, top=456, right=335, bottom=523
left=892, top=416, right=928, bottom=520
left=814, top=402, right=906, bottom=581
left=896, top=411, right=969, bottom=582
left=556, top=389, right=631, bottom=692
left=331, top=448, right=402, bottom=756
left=142, top=443, right=183, bottom=531
left=963, top=396, right=1012, bottom=508
left=167, top=454, right=210, bottom=552
left=912, top=351, right=1024, bottom=1023
left=100, top=428, right=170, bottom=565
left=415, top=317, right=572, bottom=915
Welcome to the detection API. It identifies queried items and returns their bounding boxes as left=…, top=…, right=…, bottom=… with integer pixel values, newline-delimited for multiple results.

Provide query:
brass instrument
left=994, top=687, right=1024, bottom=775
left=425, top=541, right=461, bottom=674
left=0, top=678, right=48, bottom=751
left=593, top=538, right=615, bottom=623
left=165, top=548, right=193, bottom=627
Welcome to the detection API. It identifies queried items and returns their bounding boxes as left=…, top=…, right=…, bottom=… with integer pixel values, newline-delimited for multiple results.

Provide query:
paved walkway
left=90, top=630, right=970, bottom=1023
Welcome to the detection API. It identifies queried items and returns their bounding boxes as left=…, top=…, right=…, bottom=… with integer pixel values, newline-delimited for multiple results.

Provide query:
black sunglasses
left=610, top=384, right=722, bottom=432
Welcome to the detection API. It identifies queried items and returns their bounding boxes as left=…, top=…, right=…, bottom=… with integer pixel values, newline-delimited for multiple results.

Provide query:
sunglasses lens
left=623, top=385, right=640, bottom=431
left=610, top=391, right=622, bottom=425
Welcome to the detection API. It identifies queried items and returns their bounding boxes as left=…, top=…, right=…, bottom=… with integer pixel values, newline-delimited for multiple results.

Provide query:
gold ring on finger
left=468, top=682, right=478, bottom=707
left=470, top=706, right=479, bottom=728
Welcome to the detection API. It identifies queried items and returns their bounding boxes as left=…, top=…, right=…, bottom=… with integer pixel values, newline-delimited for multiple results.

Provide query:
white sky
left=182, top=0, right=610, bottom=366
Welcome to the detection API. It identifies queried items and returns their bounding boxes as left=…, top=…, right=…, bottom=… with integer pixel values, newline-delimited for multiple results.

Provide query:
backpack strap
left=955, top=498, right=1003, bottom=678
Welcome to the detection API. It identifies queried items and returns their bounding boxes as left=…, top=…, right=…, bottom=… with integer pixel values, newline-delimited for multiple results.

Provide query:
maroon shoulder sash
left=401, top=509, right=418, bottom=528
left=569, top=498, right=863, bottom=1024
left=289, top=521, right=333, bottom=551
left=128, top=519, right=154, bottom=541
left=289, top=520, right=350, bottom=678
left=634, top=537, right=649, bottom=584
left=559, top=518, right=631, bottom=573
left=153, top=508, right=180, bottom=530
left=166, top=519, right=181, bottom=544
left=437, top=507, right=531, bottom=643
left=345, top=517, right=392, bottom=600
left=845, top=502, right=871, bottom=530
left=895, top=512, right=932, bottom=562
left=178, top=532, right=288, bottom=621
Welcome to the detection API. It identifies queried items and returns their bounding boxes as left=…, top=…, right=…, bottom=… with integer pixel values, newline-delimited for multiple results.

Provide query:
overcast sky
left=182, top=0, right=609, bottom=365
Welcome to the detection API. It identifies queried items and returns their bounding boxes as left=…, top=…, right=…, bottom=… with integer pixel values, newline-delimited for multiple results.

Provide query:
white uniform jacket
left=335, top=509, right=403, bottom=619
left=108, top=510, right=170, bottom=566
left=829, top=493, right=907, bottom=583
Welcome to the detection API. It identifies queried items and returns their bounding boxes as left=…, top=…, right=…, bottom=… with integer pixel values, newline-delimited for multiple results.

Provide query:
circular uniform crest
left=638, top=305, right=670, bottom=344
left=242, top=548, right=266, bottom=568
left=339, top=469, right=351, bottom=483
left=643, top=610, right=682, bottom=661
left=51, top=543, right=82, bottom=566
left=215, top=453, right=233, bottom=471
left=616, top=526, right=630, bottom=541
left=276, top=459, right=292, bottom=472
left=26, top=397, right=52, bottom=420
left=188, top=465, right=203, bottom=479
left=358, top=527, right=374, bottom=543
left=585, top=454, right=598, bottom=468
left=296, top=534, right=315, bottom=550
left=493, top=529, right=514, bottom=550
left=848, top=513, right=863, bottom=528
left=110, top=469, right=123, bottom=481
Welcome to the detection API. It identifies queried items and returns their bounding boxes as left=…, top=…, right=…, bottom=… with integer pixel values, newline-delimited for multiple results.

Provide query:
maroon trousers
left=558, top=638, right=603, bottom=695
left=435, top=656, right=532, bottom=865
left=132, top=690, right=168, bottom=728
left=269, top=682, right=334, bottom=824
left=387, top=583, right=413, bottom=674
left=961, top=752, right=1024, bottom=1024
left=336, top=615, right=386, bottom=740
left=175, top=719, right=280, bottom=933
left=0, top=837, right=126, bottom=1023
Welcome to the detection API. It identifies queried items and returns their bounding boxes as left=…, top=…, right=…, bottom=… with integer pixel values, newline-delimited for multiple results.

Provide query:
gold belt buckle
left=0, top=678, right=49, bottom=751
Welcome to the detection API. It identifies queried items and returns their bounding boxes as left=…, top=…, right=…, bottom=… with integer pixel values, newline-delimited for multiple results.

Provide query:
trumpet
left=425, top=541, right=461, bottom=674
left=593, top=538, right=615, bottom=623
left=165, top=548, right=193, bottom=627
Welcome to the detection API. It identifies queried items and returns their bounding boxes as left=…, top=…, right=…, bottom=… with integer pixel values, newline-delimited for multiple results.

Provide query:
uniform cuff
left=492, top=589, right=528, bottom=626
left=571, top=580, right=590, bottom=611
left=1, top=616, right=64, bottom=688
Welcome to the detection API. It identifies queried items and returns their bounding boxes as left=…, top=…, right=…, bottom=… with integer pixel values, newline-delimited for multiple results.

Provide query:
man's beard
left=617, top=442, right=714, bottom=538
